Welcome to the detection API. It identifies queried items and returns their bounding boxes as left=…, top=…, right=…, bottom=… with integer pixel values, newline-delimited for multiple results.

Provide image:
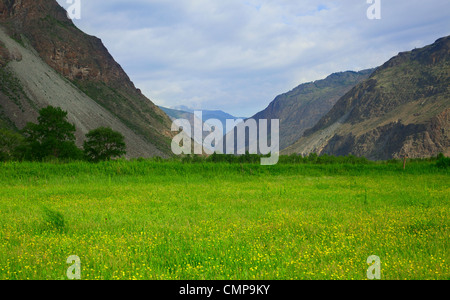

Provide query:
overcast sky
left=56, top=0, right=449, bottom=117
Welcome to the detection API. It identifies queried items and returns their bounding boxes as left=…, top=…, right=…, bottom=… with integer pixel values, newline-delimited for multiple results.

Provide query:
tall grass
left=0, top=158, right=445, bottom=182
left=0, top=160, right=448, bottom=280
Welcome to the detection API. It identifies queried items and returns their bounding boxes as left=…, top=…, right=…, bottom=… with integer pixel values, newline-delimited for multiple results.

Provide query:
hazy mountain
left=167, top=106, right=246, bottom=123
left=160, top=106, right=244, bottom=150
left=159, top=106, right=193, bottom=122
left=0, top=0, right=174, bottom=158
left=284, top=36, right=450, bottom=159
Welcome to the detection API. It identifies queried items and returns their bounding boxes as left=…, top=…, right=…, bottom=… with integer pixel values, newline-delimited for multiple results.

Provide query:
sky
left=56, top=0, right=450, bottom=117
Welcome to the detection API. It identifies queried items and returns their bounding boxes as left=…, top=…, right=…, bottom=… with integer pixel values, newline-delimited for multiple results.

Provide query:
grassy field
left=0, top=160, right=448, bottom=280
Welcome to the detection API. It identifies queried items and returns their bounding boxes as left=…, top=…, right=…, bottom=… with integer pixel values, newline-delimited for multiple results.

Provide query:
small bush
left=436, top=153, right=450, bottom=169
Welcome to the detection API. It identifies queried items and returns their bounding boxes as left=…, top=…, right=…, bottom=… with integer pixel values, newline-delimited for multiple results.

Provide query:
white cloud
left=57, top=0, right=450, bottom=117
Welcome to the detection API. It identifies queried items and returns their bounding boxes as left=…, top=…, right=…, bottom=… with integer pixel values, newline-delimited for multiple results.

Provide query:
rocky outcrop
left=0, top=40, right=22, bottom=66
left=0, top=0, right=107, bottom=81
left=0, top=41, right=10, bottom=66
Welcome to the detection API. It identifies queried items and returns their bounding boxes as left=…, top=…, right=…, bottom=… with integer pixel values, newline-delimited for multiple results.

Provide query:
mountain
left=251, top=69, right=374, bottom=150
left=159, top=106, right=193, bottom=122
left=284, top=36, right=450, bottom=159
left=0, top=0, right=174, bottom=158
left=166, top=106, right=246, bottom=125
left=200, top=110, right=247, bottom=126
left=160, top=106, right=244, bottom=150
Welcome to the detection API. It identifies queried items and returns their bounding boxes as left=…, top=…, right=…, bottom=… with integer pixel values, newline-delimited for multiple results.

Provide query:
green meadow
left=0, top=160, right=448, bottom=280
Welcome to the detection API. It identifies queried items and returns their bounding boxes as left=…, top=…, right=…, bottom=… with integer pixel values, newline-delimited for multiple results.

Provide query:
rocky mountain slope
left=252, top=69, right=373, bottom=150
left=0, top=0, right=174, bottom=158
left=284, top=36, right=450, bottom=159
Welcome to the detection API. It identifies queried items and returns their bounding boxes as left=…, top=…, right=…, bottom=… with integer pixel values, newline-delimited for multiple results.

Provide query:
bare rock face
left=0, top=0, right=129, bottom=85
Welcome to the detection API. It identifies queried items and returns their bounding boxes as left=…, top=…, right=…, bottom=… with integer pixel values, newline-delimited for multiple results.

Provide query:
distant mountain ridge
left=0, top=0, right=174, bottom=158
left=161, top=106, right=245, bottom=124
left=160, top=106, right=244, bottom=145
left=284, top=36, right=450, bottom=159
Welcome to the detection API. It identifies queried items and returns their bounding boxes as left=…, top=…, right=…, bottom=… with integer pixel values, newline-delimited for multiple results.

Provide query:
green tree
left=83, top=127, right=126, bottom=162
left=0, top=128, right=25, bottom=161
left=436, top=153, right=450, bottom=169
left=22, top=106, right=82, bottom=161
